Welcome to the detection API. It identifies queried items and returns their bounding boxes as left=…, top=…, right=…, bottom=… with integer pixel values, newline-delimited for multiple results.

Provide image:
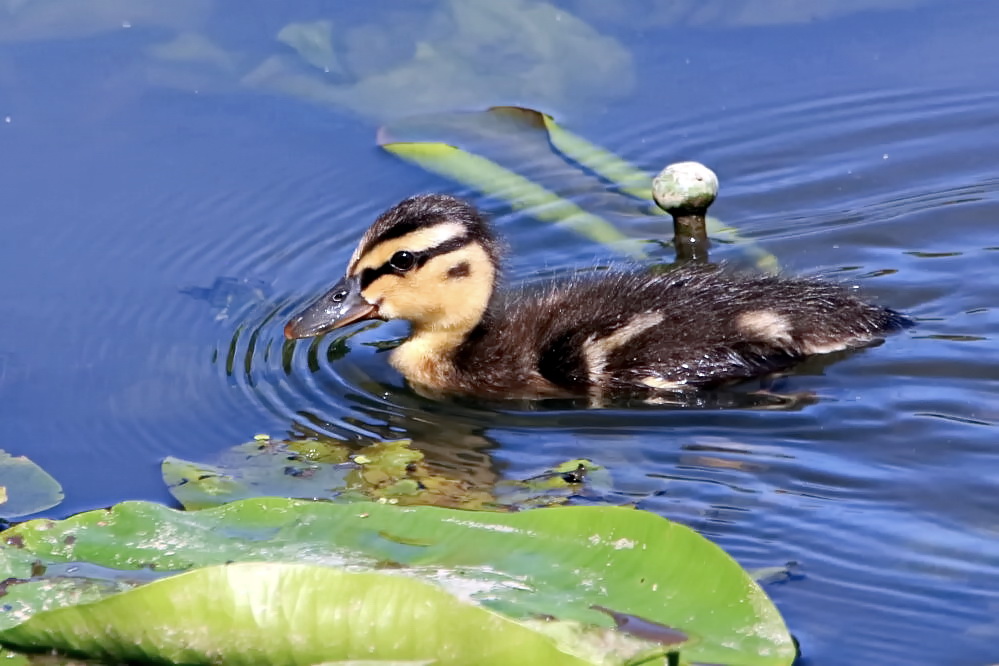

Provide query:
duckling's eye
left=331, top=289, right=348, bottom=303
left=389, top=251, right=416, bottom=272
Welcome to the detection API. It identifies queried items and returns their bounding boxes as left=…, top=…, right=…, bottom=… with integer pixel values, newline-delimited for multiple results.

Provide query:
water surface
left=2, top=2, right=997, bottom=663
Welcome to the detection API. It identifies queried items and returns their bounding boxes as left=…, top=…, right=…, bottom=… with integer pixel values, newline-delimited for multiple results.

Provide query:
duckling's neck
left=388, top=325, right=471, bottom=390
left=387, top=252, right=500, bottom=391
left=389, top=293, right=500, bottom=392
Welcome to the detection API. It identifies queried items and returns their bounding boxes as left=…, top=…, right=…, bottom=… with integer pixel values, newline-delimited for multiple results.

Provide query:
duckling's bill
left=284, top=275, right=380, bottom=339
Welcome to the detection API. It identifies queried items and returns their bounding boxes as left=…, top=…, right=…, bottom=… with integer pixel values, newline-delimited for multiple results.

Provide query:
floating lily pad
left=0, top=451, right=62, bottom=519
left=0, top=563, right=598, bottom=666
left=0, top=499, right=795, bottom=664
left=163, top=436, right=608, bottom=511
left=162, top=437, right=497, bottom=511
left=162, top=438, right=352, bottom=510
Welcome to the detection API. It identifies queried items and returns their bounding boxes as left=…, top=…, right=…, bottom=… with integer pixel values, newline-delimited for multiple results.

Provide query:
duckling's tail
left=882, top=309, right=916, bottom=332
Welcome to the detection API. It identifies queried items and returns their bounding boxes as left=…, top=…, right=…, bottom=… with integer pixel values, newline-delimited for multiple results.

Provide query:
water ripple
left=147, top=83, right=999, bottom=665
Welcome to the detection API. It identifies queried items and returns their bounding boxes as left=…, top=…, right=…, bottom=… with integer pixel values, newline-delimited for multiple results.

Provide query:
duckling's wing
left=526, top=264, right=906, bottom=393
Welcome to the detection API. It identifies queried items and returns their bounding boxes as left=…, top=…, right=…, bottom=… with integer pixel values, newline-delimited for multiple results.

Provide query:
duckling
left=285, top=193, right=908, bottom=401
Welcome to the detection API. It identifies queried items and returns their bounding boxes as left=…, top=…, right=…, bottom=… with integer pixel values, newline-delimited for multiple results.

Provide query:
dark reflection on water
left=3, top=1, right=999, bottom=664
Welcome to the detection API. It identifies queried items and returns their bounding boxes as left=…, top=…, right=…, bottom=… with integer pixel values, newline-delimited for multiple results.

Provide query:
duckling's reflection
left=284, top=327, right=847, bottom=493
left=290, top=381, right=502, bottom=489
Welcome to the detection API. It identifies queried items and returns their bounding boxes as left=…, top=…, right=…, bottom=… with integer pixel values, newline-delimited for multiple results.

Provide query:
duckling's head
left=285, top=194, right=500, bottom=341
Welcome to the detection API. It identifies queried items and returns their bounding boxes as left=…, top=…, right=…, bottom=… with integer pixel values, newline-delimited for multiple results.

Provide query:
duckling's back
left=451, top=263, right=909, bottom=400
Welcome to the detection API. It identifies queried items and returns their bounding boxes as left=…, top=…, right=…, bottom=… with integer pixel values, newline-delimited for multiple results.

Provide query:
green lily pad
left=0, top=562, right=598, bottom=665
left=0, top=499, right=795, bottom=664
left=162, top=437, right=353, bottom=510
left=162, top=437, right=497, bottom=511
left=163, top=437, right=610, bottom=511
left=0, top=451, right=62, bottom=519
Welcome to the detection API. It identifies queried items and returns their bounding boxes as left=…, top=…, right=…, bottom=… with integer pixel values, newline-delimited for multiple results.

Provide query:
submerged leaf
left=248, top=1, right=634, bottom=119
left=381, top=141, right=643, bottom=255
left=492, top=106, right=653, bottom=201
left=570, top=0, right=934, bottom=29
left=277, top=20, right=344, bottom=75
left=380, top=106, right=780, bottom=271
left=0, top=0, right=206, bottom=43
left=146, top=32, right=235, bottom=70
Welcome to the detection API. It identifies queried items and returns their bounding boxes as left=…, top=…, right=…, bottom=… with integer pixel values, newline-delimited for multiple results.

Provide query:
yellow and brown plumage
left=285, top=194, right=909, bottom=401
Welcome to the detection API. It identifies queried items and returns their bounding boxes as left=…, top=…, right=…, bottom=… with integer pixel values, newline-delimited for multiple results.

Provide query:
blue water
left=2, top=2, right=998, bottom=663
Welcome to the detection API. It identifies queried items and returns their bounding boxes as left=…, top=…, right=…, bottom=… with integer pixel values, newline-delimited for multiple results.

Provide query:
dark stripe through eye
left=359, top=235, right=473, bottom=289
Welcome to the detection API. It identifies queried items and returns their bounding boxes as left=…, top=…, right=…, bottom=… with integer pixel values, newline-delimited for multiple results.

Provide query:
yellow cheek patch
left=360, top=244, right=494, bottom=333
left=375, top=268, right=446, bottom=323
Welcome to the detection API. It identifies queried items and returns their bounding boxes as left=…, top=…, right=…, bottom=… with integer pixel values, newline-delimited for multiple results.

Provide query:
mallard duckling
left=285, top=194, right=908, bottom=401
